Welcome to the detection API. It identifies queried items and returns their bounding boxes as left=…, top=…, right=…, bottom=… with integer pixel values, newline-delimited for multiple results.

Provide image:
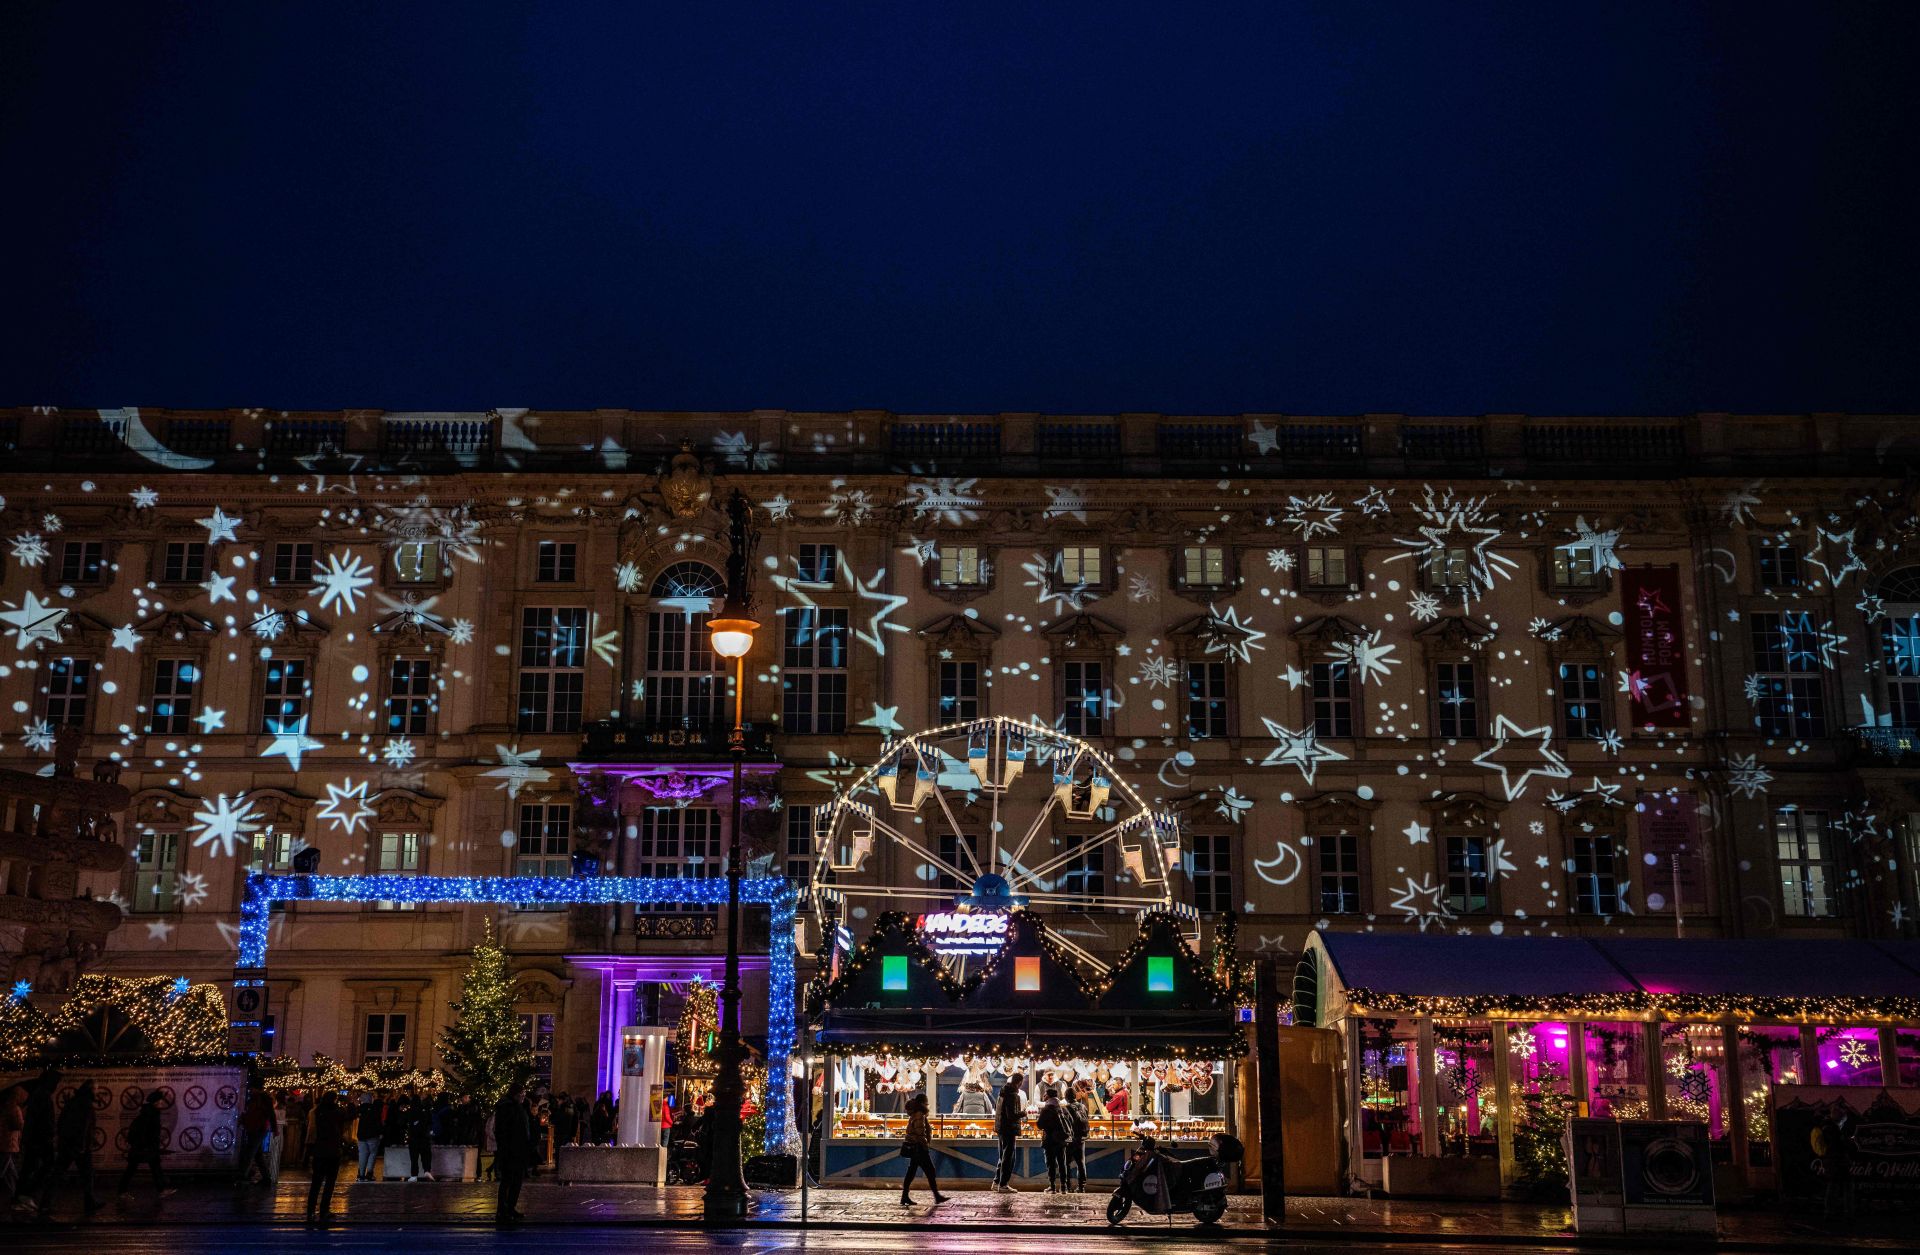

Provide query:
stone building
left=0, top=406, right=1916, bottom=1095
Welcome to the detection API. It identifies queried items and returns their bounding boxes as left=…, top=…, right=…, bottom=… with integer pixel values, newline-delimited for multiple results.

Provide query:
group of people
left=897, top=1077, right=1099, bottom=1204
left=0, top=1070, right=181, bottom=1219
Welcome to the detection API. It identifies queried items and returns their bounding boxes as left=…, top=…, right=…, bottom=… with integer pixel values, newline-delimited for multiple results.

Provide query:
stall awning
left=817, top=1007, right=1241, bottom=1057
left=1296, top=931, right=1920, bottom=1024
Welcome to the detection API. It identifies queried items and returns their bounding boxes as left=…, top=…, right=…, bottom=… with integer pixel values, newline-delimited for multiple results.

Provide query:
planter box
left=556, top=1144, right=661, bottom=1183
left=1382, top=1154, right=1502, bottom=1200
left=384, top=1146, right=415, bottom=1179
left=433, top=1145, right=480, bottom=1181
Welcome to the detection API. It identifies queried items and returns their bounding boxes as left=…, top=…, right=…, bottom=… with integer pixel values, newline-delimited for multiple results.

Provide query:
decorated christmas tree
left=437, top=921, right=533, bottom=1108
left=1512, top=1060, right=1574, bottom=1197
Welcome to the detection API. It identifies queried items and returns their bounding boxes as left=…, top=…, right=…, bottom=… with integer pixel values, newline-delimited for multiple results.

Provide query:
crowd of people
left=0, top=1066, right=622, bottom=1224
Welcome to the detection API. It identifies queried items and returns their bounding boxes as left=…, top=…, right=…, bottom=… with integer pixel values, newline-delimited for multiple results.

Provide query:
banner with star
left=1621, top=566, right=1689, bottom=728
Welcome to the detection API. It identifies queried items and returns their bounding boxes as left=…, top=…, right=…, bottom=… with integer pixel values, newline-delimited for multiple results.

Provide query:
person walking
left=1818, top=1110, right=1857, bottom=1221
left=990, top=1077, right=1024, bottom=1192
left=236, top=1082, right=275, bottom=1187
left=116, top=1091, right=172, bottom=1198
left=37, top=1078, right=102, bottom=1216
left=551, top=1093, right=578, bottom=1150
left=589, top=1091, right=615, bottom=1145
left=305, top=1093, right=346, bottom=1223
left=1036, top=1088, right=1070, bottom=1193
left=1, top=1082, right=26, bottom=1210
left=16, top=1068, right=60, bottom=1212
left=354, top=1093, right=382, bottom=1181
left=898, top=1092, right=947, bottom=1206
left=1065, top=1081, right=1092, bottom=1192
left=493, top=1083, right=532, bottom=1224
left=405, top=1094, right=435, bottom=1181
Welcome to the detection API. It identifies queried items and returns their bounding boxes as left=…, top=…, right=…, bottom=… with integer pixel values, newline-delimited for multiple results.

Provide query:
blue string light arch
left=236, top=872, right=799, bottom=1153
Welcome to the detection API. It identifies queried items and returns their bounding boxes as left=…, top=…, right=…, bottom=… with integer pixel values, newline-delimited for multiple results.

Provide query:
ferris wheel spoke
left=929, top=778, right=985, bottom=880
left=1017, top=815, right=1146, bottom=884
left=1018, top=890, right=1175, bottom=909
left=1003, top=790, right=1060, bottom=873
left=865, top=810, right=975, bottom=888
left=1045, top=930, right=1105, bottom=971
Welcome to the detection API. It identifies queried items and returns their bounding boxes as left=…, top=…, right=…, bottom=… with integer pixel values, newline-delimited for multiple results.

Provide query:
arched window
left=644, top=562, right=724, bottom=727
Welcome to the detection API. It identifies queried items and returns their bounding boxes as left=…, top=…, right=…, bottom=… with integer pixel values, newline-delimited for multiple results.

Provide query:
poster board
left=1772, top=1085, right=1920, bottom=1202
left=1618, top=1120, right=1716, bottom=1233
left=1563, top=1117, right=1625, bottom=1232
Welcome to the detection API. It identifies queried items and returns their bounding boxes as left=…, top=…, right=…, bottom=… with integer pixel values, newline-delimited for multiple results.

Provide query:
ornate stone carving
left=658, top=440, right=713, bottom=518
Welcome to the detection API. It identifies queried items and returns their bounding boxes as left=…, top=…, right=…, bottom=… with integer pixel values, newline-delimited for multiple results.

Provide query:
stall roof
left=1307, top=931, right=1920, bottom=1007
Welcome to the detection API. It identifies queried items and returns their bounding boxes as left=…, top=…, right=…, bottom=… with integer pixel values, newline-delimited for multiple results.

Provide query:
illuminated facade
left=2, top=407, right=1918, bottom=1094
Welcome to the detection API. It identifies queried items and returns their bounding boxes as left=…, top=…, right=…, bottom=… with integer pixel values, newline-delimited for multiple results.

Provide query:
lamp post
left=704, top=490, right=759, bottom=1221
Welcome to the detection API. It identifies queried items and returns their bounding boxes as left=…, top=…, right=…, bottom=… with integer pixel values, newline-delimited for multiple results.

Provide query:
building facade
left=2, top=407, right=1917, bottom=1097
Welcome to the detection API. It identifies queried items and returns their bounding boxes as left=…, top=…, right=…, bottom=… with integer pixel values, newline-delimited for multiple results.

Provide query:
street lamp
left=704, top=491, right=758, bottom=1221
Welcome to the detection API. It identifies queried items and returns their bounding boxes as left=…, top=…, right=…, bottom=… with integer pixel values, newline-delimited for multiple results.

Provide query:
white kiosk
left=618, top=1025, right=671, bottom=1148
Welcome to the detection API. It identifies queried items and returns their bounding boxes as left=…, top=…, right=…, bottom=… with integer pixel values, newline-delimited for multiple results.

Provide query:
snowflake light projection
left=772, top=558, right=908, bottom=655
left=484, top=745, right=551, bottom=798
left=1775, top=611, right=1847, bottom=670
left=130, top=486, right=160, bottom=510
left=1387, top=485, right=1519, bottom=605
left=9, top=533, right=49, bottom=567
left=1407, top=591, right=1442, bottom=622
left=1327, top=629, right=1398, bottom=684
left=20, top=719, right=57, bottom=753
left=1020, top=552, right=1093, bottom=613
left=1726, top=754, right=1773, bottom=799
left=1389, top=875, right=1455, bottom=933
left=190, top=794, right=264, bottom=858
left=312, top=551, right=375, bottom=614
left=1136, top=654, right=1180, bottom=689
left=1281, top=493, right=1344, bottom=540
left=823, top=485, right=876, bottom=526
left=1202, top=604, right=1267, bottom=663
left=1560, top=516, right=1623, bottom=573
left=1265, top=548, right=1294, bottom=572
left=1044, top=484, right=1090, bottom=523
left=316, top=779, right=377, bottom=837
left=902, top=477, right=982, bottom=526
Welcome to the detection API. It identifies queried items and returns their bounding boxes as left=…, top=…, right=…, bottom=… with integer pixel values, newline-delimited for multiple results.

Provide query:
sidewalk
left=14, top=1175, right=1910, bottom=1251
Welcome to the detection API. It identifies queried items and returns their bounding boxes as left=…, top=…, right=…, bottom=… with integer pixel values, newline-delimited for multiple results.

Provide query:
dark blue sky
left=4, top=3, right=1917, bottom=414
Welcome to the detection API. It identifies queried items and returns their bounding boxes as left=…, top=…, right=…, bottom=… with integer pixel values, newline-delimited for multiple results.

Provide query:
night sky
left=4, top=3, right=1917, bottom=414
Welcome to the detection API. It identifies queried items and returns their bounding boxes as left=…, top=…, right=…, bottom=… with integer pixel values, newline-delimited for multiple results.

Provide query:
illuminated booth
left=1293, top=930, right=1920, bottom=1200
left=809, top=908, right=1242, bottom=1185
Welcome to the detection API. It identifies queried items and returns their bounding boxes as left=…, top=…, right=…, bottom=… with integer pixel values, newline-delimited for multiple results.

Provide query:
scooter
left=1105, top=1130, right=1242, bottom=1227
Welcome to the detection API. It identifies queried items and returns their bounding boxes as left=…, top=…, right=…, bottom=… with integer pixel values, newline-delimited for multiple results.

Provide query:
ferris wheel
left=809, top=715, right=1187, bottom=971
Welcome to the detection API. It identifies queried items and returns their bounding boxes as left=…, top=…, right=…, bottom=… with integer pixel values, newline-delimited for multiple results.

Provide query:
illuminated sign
left=1147, top=956, right=1175, bottom=993
left=917, top=909, right=1010, bottom=957
left=882, top=955, right=909, bottom=991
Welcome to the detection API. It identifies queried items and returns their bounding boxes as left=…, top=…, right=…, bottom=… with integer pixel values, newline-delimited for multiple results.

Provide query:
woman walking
left=898, top=1093, right=946, bottom=1206
left=1036, top=1088, right=1070, bottom=1193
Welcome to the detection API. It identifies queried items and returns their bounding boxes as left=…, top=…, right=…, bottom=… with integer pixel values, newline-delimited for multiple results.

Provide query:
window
left=797, top=544, right=838, bottom=583
left=386, top=657, right=435, bottom=734
left=636, top=807, right=721, bottom=913
left=1444, top=835, right=1490, bottom=914
left=42, top=656, right=92, bottom=728
left=1181, top=546, right=1227, bottom=587
left=515, top=802, right=572, bottom=891
left=646, top=610, right=719, bottom=726
left=1311, top=661, right=1354, bottom=738
left=519, top=1013, right=555, bottom=1086
left=363, top=1012, right=407, bottom=1062
left=1749, top=612, right=1826, bottom=738
left=1775, top=809, right=1834, bottom=918
left=250, top=826, right=298, bottom=872
left=162, top=541, right=207, bottom=584
left=1557, top=662, right=1608, bottom=740
left=517, top=607, right=587, bottom=733
left=1305, top=546, right=1348, bottom=588
left=148, top=659, right=199, bottom=734
left=937, top=831, right=980, bottom=892
left=1757, top=542, right=1801, bottom=591
left=536, top=540, right=577, bottom=583
left=938, top=660, right=980, bottom=723
left=1057, top=546, right=1102, bottom=586
left=1881, top=617, right=1920, bottom=727
left=1571, top=834, right=1620, bottom=915
left=1318, top=833, right=1361, bottom=914
left=131, top=830, right=180, bottom=913
left=785, top=805, right=817, bottom=886
left=1434, top=661, right=1480, bottom=738
left=260, top=657, right=310, bottom=732
left=1188, top=832, right=1232, bottom=914
left=1186, top=661, right=1228, bottom=739
left=782, top=608, right=848, bottom=734
left=937, top=545, right=985, bottom=587
left=271, top=542, right=314, bottom=585
left=373, top=830, right=422, bottom=911
left=392, top=541, right=439, bottom=584
left=59, top=541, right=105, bottom=584
left=1551, top=546, right=1600, bottom=590
left=1430, top=546, right=1472, bottom=592
left=1061, top=660, right=1106, bottom=736
left=1056, top=830, right=1105, bottom=909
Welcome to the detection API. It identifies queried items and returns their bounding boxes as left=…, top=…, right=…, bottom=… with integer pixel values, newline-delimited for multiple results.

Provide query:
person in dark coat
left=405, top=1095, right=435, bottom=1181
left=551, top=1093, right=579, bottom=1149
left=36, top=1078, right=101, bottom=1215
left=589, top=1091, right=615, bottom=1144
left=493, top=1083, right=533, bottom=1223
left=235, top=1082, right=275, bottom=1187
left=354, top=1093, right=383, bottom=1181
left=16, top=1067, right=60, bottom=1209
left=1036, top=1088, right=1070, bottom=1193
left=305, top=1092, right=346, bottom=1222
left=116, top=1091, right=171, bottom=1197
left=990, top=1077, right=1025, bottom=1192
left=1065, top=1080, right=1093, bottom=1192
left=1819, top=1111, right=1857, bottom=1221
left=897, top=1092, right=946, bottom=1206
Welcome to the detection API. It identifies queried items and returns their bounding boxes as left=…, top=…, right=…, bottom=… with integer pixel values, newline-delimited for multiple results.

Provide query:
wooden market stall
left=808, top=909, right=1243, bottom=1185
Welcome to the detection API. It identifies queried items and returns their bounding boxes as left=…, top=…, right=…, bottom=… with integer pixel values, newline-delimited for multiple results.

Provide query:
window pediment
left=1040, top=611, right=1123, bottom=653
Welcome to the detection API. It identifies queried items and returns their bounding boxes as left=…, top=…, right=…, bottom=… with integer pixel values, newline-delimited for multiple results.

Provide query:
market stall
left=807, top=909, right=1242, bottom=1184
left=1292, top=930, right=1920, bottom=1200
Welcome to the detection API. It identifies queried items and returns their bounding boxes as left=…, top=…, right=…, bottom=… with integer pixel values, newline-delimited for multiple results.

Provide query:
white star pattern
left=859, top=704, right=904, bottom=735
left=1137, top=655, right=1180, bottom=689
left=112, top=624, right=141, bottom=652
left=196, top=507, right=242, bottom=545
left=195, top=707, right=227, bottom=733
left=382, top=737, right=418, bottom=768
left=1389, top=875, right=1455, bottom=932
left=261, top=715, right=324, bottom=771
left=190, top=793, right=264, bottom=858
left=1328, top=629, right=1399, bottom=685
left=200, top=573, right=238, bottom=604
left=1726, top=753, right=1773, bottom=798
left=0, top=592, right=68, bottom=650
left=9, top=533, right=49, bottom=567
left=1282, top=493, right=1344, bottom=540
left=21, top=719, right=57, bottom=752
left=1402, top=821, right=1431, bottom=846
left=1560, top=516, right=1623, bottom=572
left=311, top=551, right=375, bottom=614
left=1203, top=604, right=1267, bottom=664
left=1472, top=715, right=1571, bottom=801
left=1258, top=719, right=1349, bottom=786
left=316, top=778, right=378, bottom=836
left=450, top=619, right=475, bottom=645
left=130, top=486, right=160, bottom=509
left=484, top=744, right=551, bottom=798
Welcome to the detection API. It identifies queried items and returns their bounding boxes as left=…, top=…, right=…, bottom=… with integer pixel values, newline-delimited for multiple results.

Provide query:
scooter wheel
left=1192, top=1195, right=1226, bottom=1226
left=1106, top=1192, right=1133, bottom=1225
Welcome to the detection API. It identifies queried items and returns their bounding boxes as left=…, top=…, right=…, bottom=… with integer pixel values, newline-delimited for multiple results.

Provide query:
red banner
left=1621, top=566, right=1689, bottom=728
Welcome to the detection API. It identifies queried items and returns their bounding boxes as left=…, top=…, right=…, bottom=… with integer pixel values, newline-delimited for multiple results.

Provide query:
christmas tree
left=437, top=921, right=533, bottom=1108
left=1512, top=1060, right=1574, bottom=1198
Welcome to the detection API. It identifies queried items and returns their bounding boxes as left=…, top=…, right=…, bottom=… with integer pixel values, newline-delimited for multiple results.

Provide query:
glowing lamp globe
left=708, top=616, right=759, bottom=659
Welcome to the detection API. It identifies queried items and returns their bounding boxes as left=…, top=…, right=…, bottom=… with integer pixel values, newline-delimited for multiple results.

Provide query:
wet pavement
left=7, top=1175, right=1910, bottom=1251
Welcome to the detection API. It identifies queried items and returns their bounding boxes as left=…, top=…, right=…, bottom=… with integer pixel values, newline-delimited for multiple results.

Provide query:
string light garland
left=0, top=974, right=228, bottom=1068
left=238, top=872, right=798, bottom=1153
left=1341, top=986, right=1920, bottom=1025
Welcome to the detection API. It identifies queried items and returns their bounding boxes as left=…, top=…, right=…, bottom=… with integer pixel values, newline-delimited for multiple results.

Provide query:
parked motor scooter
left=1106, top=1130, right=1243, bottom=1227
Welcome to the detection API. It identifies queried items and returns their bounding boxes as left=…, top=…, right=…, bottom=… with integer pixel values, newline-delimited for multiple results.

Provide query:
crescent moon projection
left=1253, top=841, right=1303, bottom=886
left=113, top=408, right=216, bottom=471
